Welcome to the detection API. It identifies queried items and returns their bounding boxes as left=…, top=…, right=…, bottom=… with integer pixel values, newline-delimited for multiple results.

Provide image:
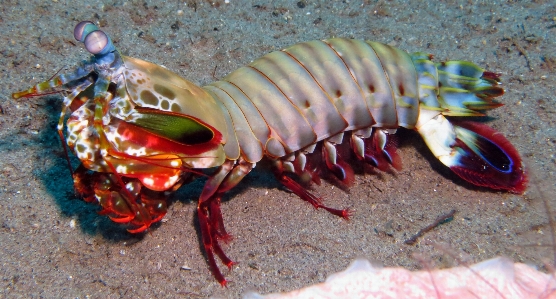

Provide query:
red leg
left=382, top=133, right=402, bottom=171
left=208, top=198, right=236, bottom=267
left=275, top=173, right=351, bottom=219
left=363, top=129, right=402, bottom=171
left=196, top=159, right=254, bottom=286
left=322, top=141, right=355, bottom=186
left=197, top=204, right=228, bottom=286
left=209, top=196, right=232, bottom=242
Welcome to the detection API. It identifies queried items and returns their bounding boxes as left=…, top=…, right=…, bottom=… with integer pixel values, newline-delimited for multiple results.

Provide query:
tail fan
left=448, top=121, right=527, bottom=194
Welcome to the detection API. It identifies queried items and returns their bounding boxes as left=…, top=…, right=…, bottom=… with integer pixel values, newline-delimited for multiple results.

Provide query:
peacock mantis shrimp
left=12, top=21, right=526, bottom=286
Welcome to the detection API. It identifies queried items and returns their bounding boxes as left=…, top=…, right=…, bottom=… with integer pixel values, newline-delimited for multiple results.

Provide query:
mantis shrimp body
left=13, top=21, right=527, bottom=286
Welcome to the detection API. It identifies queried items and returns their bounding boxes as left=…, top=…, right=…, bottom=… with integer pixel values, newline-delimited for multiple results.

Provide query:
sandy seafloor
left=1, top=0, right=555, bottom=298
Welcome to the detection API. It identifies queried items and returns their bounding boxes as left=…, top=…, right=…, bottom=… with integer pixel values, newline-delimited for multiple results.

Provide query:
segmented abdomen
left=203, top=38, right=420, bottom=163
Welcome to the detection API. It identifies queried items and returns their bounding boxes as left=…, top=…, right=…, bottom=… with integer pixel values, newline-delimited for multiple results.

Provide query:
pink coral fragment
left=245, top=257, right=556, bottom=299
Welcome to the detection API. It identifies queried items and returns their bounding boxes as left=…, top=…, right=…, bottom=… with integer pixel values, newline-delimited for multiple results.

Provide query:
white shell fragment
left=244, top=257, right=556, bottom=299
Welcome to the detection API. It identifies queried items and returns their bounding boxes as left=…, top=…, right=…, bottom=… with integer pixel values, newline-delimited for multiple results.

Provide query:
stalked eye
left=74, top=21, right=98, bottom=42
left=83, top=30, right=115, bottom=56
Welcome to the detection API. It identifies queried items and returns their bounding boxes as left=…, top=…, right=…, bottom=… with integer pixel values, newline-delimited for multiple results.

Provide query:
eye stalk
left=73, top=21, right=116, bottom=56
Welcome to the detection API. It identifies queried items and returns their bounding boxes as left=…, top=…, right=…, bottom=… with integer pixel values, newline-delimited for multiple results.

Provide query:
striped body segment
left=204, top=38, right=419, bottom=162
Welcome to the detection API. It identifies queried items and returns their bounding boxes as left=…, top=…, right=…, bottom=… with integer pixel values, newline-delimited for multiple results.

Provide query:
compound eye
left=83, top=30, right=111, bottom=55
left=74, top=21, right=97, bottom=42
